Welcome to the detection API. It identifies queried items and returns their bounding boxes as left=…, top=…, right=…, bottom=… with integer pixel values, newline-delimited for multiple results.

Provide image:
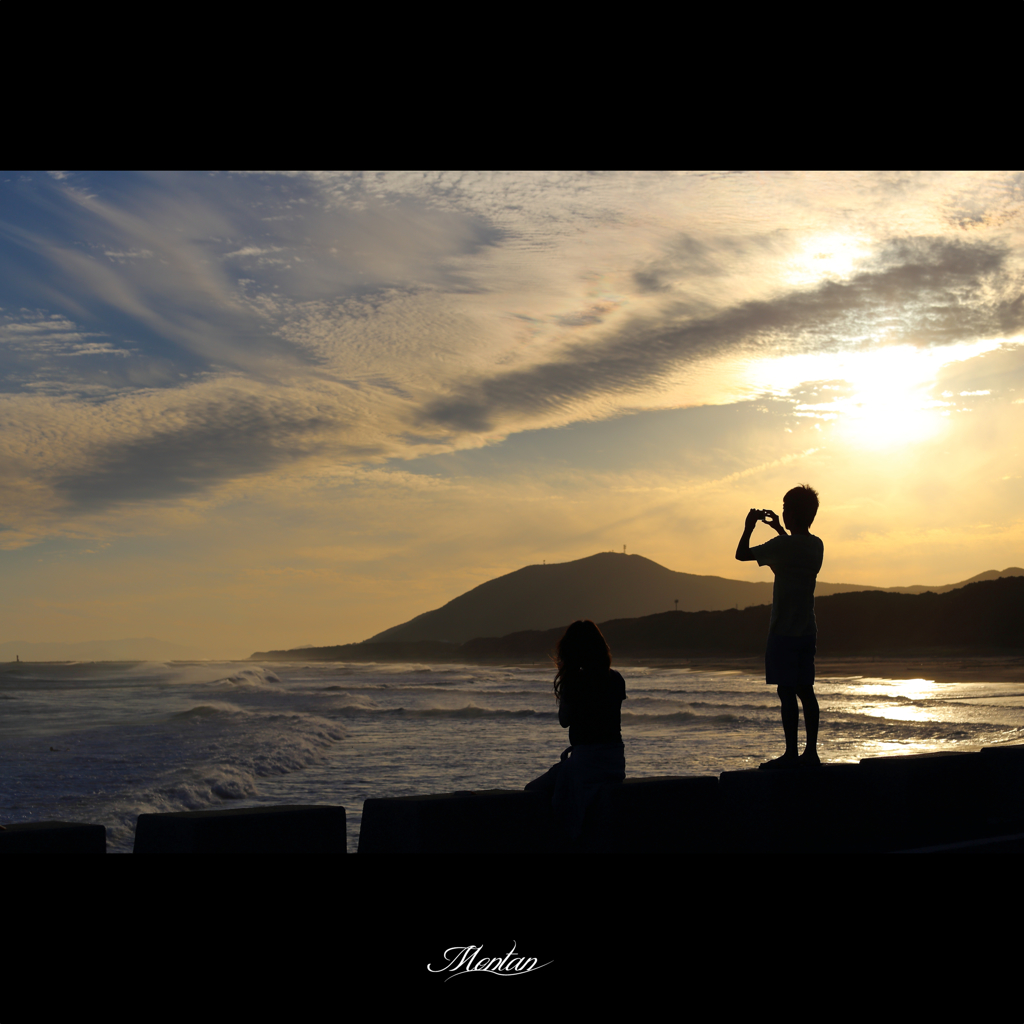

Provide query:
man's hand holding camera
left=746, top=508, right=784, bottom=533
left=739, top=508, right=786, bottom=560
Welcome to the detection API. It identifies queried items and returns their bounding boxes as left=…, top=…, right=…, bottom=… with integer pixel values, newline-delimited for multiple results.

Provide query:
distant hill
left=363, top=551, right=1024, bottom=645
left=464, top=577, right=1024, bottom=659
left=878, top=567, right=1024, bottom=595
left=253, top=577, right=1024, bottom=662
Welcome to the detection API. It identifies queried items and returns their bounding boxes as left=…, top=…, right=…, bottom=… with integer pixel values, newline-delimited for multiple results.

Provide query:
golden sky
left=1, top=171, right=1022, bottom=657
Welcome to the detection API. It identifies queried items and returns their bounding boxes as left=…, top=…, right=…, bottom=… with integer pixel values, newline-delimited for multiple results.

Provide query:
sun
left=747, top=339, right=1009, bottom=451
left=826, top=346, right=947, bottom=450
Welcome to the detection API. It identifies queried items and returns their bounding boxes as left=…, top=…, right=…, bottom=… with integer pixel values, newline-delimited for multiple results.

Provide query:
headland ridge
left=251, top=574, right=1024, bottom=663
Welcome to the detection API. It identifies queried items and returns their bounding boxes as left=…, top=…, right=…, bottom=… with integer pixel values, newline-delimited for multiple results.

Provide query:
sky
left=2, top=170, right=1023, bottom=658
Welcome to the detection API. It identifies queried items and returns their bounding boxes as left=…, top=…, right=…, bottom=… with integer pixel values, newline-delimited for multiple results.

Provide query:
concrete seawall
left=0, top=821, right=106, bottom=854
left=133, top=804, right=347, bottom=854
left=357, top=776, right=721, bottom=854
left=359, top=744, right=1024, bottom=854
left=5, top=745, right=1023, bottom=852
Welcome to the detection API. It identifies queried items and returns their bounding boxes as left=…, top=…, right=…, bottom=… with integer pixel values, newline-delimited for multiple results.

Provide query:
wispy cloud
left=420, top=237, right=1023, bottom=434
left=1, top=171, right=1023, bottom=553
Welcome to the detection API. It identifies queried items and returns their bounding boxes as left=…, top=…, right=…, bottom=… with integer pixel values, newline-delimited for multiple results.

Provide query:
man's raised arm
left=736, top=508, right=784, bottom=561
left=736, top=509, right=761, bottom=561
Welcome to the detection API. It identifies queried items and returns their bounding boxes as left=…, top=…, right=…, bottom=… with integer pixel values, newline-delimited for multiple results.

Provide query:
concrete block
left=858, top=750, right=987, bottom=849
left=358, top=790, right=553, bottom=854
left=718, top=764, right=871, bottom=854
left=357, top=746, right=1024, bottom=854
left=359, top=778, right=722, bottom=854
left=977, top=744, right=1024, bottom=829
left=582, top=776, right=720, bottom=854
left=894, top=830, right=1024, bottom=854
left=133, top=804, right=346, bottom=854
left=0, top=821, right=106, bottom=854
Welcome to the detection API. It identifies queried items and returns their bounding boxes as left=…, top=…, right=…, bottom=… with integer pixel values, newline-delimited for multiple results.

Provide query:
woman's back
left=558, top=668, right=626, bottom=746
left=527, top=620, right=626, bottom=838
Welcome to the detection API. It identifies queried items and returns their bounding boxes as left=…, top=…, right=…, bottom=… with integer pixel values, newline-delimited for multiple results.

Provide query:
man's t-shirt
left=749, top=533, right=824, bottom=637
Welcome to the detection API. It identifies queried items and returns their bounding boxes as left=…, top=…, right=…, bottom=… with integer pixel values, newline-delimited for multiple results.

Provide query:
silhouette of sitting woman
left=525, top=620, right=626, bottom=840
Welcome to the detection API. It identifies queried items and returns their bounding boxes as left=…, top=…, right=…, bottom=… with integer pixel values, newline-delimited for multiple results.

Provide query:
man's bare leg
left=779, top=686, right=800, bottom=756
left=760, top=687, right=800, bottom=768
left=796, top=685, right=820, bottom=766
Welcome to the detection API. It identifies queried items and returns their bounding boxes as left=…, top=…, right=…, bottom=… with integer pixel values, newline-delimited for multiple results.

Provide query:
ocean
left=3, top=659, right=1023, bottom=853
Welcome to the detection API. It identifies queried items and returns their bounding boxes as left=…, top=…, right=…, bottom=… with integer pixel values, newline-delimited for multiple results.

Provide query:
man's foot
left=759, top=754, right=799, bottom=770
left=799, top=751, right=821, bottom=768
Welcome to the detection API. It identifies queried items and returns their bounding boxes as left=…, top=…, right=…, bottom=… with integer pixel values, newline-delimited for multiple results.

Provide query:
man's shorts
left=765, top=633, right=816, bottom=689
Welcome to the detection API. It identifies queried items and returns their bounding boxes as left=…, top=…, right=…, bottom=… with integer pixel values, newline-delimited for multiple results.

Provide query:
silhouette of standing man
left=735, top=485, right=823, bottom=769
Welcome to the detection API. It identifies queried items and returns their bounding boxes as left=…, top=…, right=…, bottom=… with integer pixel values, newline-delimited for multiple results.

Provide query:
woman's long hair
left=553, top=620, right=611, bottom=702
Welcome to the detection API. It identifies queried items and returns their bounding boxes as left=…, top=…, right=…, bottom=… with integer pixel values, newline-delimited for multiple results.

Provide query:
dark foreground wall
left=0, top=821, right=106, bottom=854
left=8, top=745, right=1024, bottom=853
left=358, top=777, right=720, bottom=855
left=134, top=805, right=347, bottom=854
left=359, top=744, right=1024, bottom=854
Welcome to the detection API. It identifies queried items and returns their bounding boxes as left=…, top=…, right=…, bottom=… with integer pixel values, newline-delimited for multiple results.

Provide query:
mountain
left=462, top=576, right=1024, bottom=658
left=253, top=577, right=1024, bottom=661
left=363, top=552, right=1024, bottom=645
left=871, top=567, right=1024, bottom=595
left=365, top=553, right=772, bottom=645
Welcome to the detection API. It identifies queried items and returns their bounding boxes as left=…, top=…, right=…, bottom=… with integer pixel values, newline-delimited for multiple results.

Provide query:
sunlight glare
left=747, top=338, right=1011, bottom=450
left=784, top=233, right=873, bottom=289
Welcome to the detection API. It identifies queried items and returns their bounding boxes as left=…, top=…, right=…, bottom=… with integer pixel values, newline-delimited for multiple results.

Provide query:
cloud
left=53, top=376, right=404, bottom=512
left=0, top=173, right=505, bottom=385
left=50, top=391, right=333, bottom=508
left=2, top=173, right=1023, bottom=545
left=0, top=370, right=404, bottom=527
left=419, top=237, right=1024, bottom=434
left=632, top=233, right=779, bottom=294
